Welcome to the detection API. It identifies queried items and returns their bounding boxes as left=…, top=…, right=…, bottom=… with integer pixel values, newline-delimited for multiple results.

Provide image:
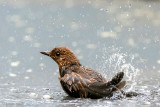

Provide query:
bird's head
left=40, top=46, right=81, bottom=68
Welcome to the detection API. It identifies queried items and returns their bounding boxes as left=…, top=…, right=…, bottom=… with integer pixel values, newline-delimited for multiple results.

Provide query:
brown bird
left=40, top=46, right=126, bottom=98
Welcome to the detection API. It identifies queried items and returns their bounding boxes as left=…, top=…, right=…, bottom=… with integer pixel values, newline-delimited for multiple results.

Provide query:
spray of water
left=96, top=46, right=140, bottom=92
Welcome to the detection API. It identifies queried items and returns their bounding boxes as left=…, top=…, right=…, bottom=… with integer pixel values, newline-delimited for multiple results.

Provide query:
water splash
left=97, top=46, right=140, bottom=92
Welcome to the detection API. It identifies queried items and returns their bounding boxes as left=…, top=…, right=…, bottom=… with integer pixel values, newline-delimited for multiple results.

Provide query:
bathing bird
left=40, top=46, right=126, bottom=98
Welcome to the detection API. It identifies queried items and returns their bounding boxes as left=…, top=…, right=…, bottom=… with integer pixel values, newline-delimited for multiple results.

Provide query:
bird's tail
left=107, top=72, right=126, bottom=91
left=87, top=72, right=126, bottom=98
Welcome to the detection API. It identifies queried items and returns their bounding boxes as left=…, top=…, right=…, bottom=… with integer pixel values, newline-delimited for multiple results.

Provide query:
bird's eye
left=56, top=52, right=60, bottom=56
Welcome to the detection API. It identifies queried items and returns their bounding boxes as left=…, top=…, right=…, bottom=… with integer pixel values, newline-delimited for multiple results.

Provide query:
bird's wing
left=79, top=67, right=126, bottom=92
left=60, top=71, right=125, bottom=98
left=59, top=72, right=92, bottom=98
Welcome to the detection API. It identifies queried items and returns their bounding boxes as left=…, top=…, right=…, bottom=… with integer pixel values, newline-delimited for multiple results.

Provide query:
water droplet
left=10, top=61, right=20, bottom=67
left=9, top=73, right=17, bottom=77
left=157, top=60, right=160, bottom=64
left=8, top=37, right=15, bottom=42
left=86, top=44, right=96, bottom=49
left=26, top=69, right=32, bottom=73
left=23, top=35, right=32, bottom=41
left=100, top=8, right=104, bottom=11
left=29, top=93, right=38, bottom=98
left=43, top=95, right=53, bottom=99
left=24, top=76, right=29, bottom=79
left=100, top=31, right=117, bottom=39
left=62, top=24, right=64, bottom=27
left=34, top=42, right=40, bottom=48
left=40, top=63, right=44, bottom=66
left=25, top=27, right=34, bottom=34
left=11, top=51, right=18, bottom=56
left=10, top=87, right=18, bottom=92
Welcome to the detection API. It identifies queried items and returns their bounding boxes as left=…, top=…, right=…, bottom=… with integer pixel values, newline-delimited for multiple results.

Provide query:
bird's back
left=59, top=64, right=125, bottom=98
left=78, top=66, right=107, bottom=83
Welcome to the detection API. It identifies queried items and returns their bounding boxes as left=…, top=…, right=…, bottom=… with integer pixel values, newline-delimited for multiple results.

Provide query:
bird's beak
left=40, top=51, right=51, bottom=56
